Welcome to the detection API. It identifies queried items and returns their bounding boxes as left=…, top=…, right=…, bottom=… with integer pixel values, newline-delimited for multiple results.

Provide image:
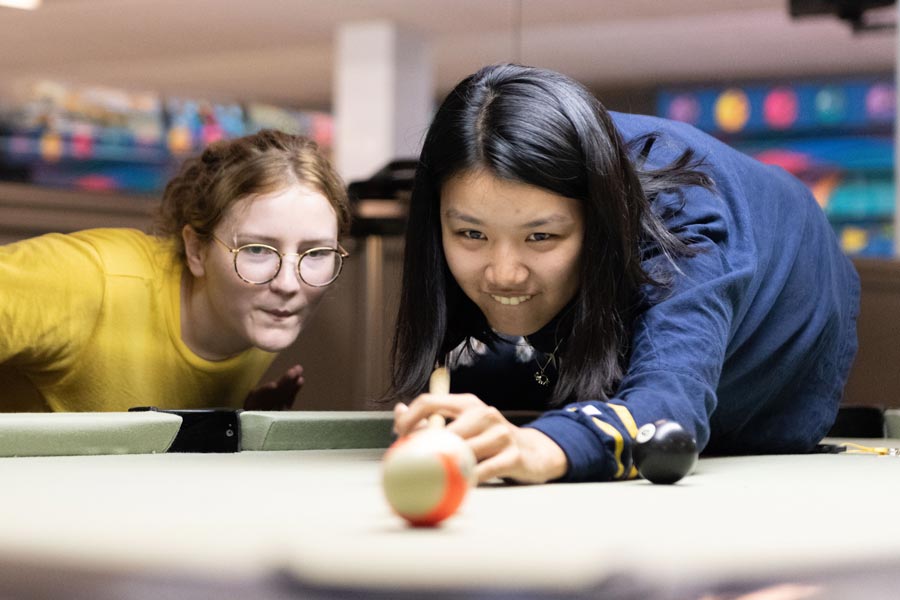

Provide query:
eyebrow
left=443, top=208, right=572, bottom=228
left=232, top=234, right=336, bottom=247
left=443, top=209, right=483, bottom=225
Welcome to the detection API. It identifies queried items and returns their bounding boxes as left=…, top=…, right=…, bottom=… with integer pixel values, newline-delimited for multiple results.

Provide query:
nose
left=485, top=244, right=528, bottom=288
left=269, top=254, right=303, bottom=293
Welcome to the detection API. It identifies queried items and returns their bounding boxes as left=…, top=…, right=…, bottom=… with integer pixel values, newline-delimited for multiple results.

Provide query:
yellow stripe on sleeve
left=607, top=404, right=639, bottom=438
left=591, top=417, right=625, bottom=479
left=607, top=405, right=640, bottom=480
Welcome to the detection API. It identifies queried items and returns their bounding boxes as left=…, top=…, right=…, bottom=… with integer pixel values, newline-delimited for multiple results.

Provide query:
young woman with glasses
left=390, top=64, right=860, bottom=484
left=0, top=129, right=350, bottom=412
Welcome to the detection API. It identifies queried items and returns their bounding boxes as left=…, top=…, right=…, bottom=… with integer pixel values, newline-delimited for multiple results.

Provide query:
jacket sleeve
left=527, top=185, right=754, bottom=482
left=0, top=233, right=105, bottom=370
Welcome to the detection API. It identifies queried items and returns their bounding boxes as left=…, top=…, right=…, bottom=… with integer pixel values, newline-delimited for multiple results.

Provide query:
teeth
left=491, top=295, right=532, bottom=306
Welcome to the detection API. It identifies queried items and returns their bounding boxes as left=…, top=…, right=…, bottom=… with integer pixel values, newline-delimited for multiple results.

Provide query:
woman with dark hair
left=1, top=129, right=350, bottom=412
left=391, top=64, right=859, bottom=484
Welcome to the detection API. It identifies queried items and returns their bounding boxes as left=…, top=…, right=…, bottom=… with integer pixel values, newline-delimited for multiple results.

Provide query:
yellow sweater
left=0, top=228, right=275, bottom=412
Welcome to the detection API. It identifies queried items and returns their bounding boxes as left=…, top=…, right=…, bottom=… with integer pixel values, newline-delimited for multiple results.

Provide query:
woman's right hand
left=393, top=392, right=568, bottom=484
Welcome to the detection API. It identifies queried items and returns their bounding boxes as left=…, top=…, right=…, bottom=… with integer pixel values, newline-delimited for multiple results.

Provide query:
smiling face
left=440, top=170, right=584, bottom=336
left=183, top=182, right=339, bottom=359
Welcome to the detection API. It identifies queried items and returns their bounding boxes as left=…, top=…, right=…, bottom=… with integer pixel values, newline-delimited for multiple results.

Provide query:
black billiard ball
left=632, top=419, right=698, bottom=484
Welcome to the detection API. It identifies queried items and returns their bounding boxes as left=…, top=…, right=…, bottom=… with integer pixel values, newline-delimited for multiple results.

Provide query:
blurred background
left=0, top=0, right=896, bottom=410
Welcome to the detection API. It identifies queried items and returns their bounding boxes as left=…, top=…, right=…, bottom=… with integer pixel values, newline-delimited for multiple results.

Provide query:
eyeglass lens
left=235, top=246, right=342, bottom=285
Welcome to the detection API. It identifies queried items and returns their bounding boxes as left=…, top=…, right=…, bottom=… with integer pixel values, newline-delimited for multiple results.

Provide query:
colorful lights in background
left=660, top=79, right=894, bottom=134
left=658, top=77, right=895, bottom=258
left=0, top=80, right=333, bottom=195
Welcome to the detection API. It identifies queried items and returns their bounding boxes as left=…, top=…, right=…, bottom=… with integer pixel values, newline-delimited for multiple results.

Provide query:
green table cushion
left=240, top=411, right=394, bottom=451
left=0, top=412, right=183, bottom=457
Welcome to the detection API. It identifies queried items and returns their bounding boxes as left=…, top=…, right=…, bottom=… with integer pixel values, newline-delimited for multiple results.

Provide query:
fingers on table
left=392, top=395, right=527, bottom=482
left=445, top=407, right=523, bottom=481
left=474, top=446, right=522, bottom=483
left=394, top=394, right=459, bottom=436
left=446, top=406, right=507, bottom=450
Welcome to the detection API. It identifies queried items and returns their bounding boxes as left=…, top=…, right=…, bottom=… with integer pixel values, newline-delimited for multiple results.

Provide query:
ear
left=182, top=225, right=208, bottom=278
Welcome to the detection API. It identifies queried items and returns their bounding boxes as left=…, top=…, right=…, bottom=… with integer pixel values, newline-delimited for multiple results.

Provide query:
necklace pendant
left=534, top=371, right=550, bottom=386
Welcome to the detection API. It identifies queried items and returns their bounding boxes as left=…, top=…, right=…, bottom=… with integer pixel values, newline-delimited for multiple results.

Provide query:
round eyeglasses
left=212, top=236, right=349, bottom=287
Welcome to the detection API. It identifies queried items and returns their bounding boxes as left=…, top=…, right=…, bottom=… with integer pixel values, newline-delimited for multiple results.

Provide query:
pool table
left=0, top=410, right=899, bottom=599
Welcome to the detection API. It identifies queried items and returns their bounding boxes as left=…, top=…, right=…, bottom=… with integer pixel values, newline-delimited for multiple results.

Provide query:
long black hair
left=389, top=64, right=713, bottom=405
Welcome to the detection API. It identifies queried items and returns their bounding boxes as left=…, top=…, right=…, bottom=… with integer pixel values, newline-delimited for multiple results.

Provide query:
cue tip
left=427, top=367, right=450, bottom=429
left=429, top=366, right=450, bottom=395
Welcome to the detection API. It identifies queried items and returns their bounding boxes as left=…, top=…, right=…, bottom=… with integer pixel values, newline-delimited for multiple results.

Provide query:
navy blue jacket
left=448, top=112, right=860, bottom=482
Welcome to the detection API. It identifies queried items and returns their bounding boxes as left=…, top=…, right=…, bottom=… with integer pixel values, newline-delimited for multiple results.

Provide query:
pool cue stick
left=427, top=366, right=450, bottom=428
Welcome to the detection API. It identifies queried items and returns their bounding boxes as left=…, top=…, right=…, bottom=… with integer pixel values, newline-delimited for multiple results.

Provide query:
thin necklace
left=523, top=336, right=564, bottom=386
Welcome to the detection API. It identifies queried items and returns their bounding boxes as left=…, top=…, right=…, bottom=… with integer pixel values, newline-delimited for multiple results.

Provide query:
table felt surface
left=1, top=438, right=900, bottom=594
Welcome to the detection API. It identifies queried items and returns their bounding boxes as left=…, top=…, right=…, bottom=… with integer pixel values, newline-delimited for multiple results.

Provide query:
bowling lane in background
left=658, top=77, right=895, bottom=258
